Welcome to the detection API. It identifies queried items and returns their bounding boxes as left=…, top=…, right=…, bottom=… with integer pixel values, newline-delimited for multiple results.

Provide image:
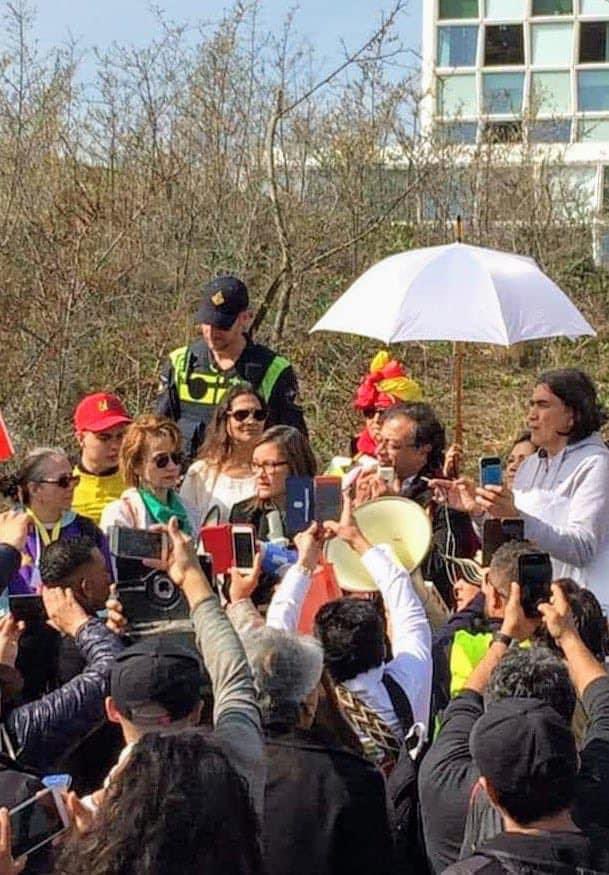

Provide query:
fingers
left=550, top=581, right=569, bottom=612
left=507, top=580, right=521, bottom=609
left=339, top=492, right=352, bottom=527
left=0, top=807, right=8, bottom=853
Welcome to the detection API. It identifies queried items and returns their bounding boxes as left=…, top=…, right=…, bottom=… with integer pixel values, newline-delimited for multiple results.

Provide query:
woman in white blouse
left=180, top=384, right=267, bottom=523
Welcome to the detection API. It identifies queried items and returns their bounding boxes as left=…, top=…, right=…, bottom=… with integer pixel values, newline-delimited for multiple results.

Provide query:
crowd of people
left=0, top=273, right=609, bottom=873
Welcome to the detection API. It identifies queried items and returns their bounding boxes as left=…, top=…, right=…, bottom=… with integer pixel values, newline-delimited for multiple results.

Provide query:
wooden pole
left=453, top=215, right=464, bottom=447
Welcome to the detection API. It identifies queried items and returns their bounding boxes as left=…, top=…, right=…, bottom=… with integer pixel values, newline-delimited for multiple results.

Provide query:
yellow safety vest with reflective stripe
left=168, top=346, right=291, bottom=408
left=449, top=630, right=493, bottom=699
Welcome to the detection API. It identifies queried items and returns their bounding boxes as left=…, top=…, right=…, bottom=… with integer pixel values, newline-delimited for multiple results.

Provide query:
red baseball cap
left=74, top=393, right=132, bottom=433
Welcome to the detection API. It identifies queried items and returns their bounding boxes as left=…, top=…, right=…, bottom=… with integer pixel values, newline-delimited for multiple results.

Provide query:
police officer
left=157, top=275, right=307, bottom=458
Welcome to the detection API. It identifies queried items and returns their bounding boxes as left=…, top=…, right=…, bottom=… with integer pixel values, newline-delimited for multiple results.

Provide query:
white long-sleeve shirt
left=267, top=544, right=432, bottom=736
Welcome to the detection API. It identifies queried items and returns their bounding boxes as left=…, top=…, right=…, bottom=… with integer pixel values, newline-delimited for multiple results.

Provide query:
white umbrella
left=310, top=242, right=595, bottom=345
left=310, top=241, right=595, bottom=441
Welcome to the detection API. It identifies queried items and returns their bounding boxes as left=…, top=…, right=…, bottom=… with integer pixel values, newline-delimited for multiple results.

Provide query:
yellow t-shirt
left=72, top=465, right=126, bottom=525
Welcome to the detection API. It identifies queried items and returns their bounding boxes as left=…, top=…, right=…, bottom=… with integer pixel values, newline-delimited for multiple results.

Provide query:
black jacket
left=444, top=828, right=609, bottom=873
left=262, top=725, right=394, bottom=875
left=5, top=618, right=124, bottom=773
left=0, top=544, right=20, bottom=592
left=157, top=337, right=307, bottom=457
left=418, top=675, right=609, bottom=874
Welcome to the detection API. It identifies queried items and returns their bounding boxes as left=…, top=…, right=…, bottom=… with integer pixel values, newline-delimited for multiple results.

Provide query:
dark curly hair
left=380, top=402, right=445, bottom=474
left=534, top=578, right=609, bottom=662
left=536, top=369, right=606, bottom=444
left=55, top=730, right=262, bottom=875
left=39, top=536, right=97, bottom=586
left=487, top=646, right=576, bottom=723
left=314, top=598, right=385, bottom=683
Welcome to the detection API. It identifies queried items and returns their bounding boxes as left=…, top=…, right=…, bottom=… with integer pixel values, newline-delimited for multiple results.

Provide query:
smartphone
left=107, top=526, right=168, bottom=562
left=200, top=524, right=233, bottom=575
left=10, top=788, right=69, bottom=858
left=286, top=476, right=314, bottom=535
left=481, top=518, right=525, bottom=566
left=518, top=552, right=553, bottom=619
left=378, top=466, right=396, bottom=485
left=198, top=553, right=214, bottom=584
left=314, top=476, right=342, bottom=524
left=479, top=456, right=503, bottom=488
left=231, top=525, right=256, bottom=573
left=8, top=595, right=46, bottom=625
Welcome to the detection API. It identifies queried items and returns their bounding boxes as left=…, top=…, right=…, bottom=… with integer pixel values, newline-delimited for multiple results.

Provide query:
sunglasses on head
left=152, top=452, right=183, bottom=469
left=36, top=474, right=80, bottom=489
left=228, top=408, right=266, bottom=423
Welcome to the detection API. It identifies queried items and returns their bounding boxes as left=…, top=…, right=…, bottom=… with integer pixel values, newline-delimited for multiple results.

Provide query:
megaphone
left=324, top=496, right=449, bottom=630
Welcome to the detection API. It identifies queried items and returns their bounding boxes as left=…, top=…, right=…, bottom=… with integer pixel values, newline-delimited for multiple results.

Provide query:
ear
left=75, top=432, right=85, bottom=449
left=239, top=310, right=253, bottom=330
left=105, top=696, right=122, bottom=724
left=479, top=775, right=499, bottom=807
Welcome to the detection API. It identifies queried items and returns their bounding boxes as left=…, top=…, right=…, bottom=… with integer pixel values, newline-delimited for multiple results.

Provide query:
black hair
left=197, top=383, right=267, bottom=466
left=56, top=730, right=262, bottom=875
left=314, top=598, right=385, bottom=683
left=491, top=770, right=576, bottom=826
left=39, top=536, right=97, bottom=587
left=380, top=402, right=445, bottom=473
left=534, top=578, right=609, bottom=662
left=487, top=539, right=537, bottom=598
left=508, top=431, right=533, bottom=451
left=536, top=368, right=606, bottom=444
left=487, top=646, right=577, bottom=723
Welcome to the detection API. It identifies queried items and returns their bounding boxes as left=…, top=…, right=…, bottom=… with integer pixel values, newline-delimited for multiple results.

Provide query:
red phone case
left=200, top=524, right=234, bottom=574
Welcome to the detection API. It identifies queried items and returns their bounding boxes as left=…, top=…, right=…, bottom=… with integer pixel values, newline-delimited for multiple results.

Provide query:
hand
left=293, top=522, right=323, bottom=572
left=41, top=586, right=90, bottom=638
left=429, top=477, right=478, bottom=514
left=0, top=808, right=25, bottom=875
left=229, top=553, right=262, bottom=602
left=443, top=443, right=462, bottom=479
left=323, top=494, right=371, bottom=556
left=353, top=469, right=377, bottom=507
left=105, top=584, right=127, bottom=636
left=475, top=485, right=518, bottom=519
left=144, top=517, right=212, bottom=609
left=0, top=615, right=24, bottom=668
left=538, top=583, right=577, bottom=642
left=500, top=581, right=540, bottom=642
left=64, top=791, right=95, bottom=835
left=0, top=511, right=29, bottom=553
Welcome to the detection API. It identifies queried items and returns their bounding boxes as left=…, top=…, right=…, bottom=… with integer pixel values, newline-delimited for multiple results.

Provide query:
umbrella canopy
left=310, top=242, right=595, bottom=346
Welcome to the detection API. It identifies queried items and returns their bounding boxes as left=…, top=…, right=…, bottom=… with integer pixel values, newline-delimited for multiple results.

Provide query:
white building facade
left=420, top=0, right=609, bottom=261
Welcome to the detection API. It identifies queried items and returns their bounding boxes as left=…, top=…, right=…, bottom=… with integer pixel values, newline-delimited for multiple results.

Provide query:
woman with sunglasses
left=180, top=385, right=267, bottom=524
left=100, top=415, right=199, bottom=536
left=2, top=447, right=110, bottom=595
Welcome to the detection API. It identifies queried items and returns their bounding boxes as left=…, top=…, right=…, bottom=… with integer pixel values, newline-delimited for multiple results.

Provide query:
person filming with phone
left=433, top=369, right=609, bottom=613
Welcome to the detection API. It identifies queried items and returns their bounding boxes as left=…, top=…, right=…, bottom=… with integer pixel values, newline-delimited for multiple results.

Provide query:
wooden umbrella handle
left=453, top=341, right=464, bottom=447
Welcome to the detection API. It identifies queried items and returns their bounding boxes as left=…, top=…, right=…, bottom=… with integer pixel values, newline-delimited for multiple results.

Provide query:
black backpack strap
left=382, top=671, right=414, bottom=736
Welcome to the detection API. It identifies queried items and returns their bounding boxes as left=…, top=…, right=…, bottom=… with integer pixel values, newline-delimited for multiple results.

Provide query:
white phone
left=378, top=466, right=396, bottom=485
left=10, top=788, right=70, bottom=858
left=231, top=524, right=256, bottom=573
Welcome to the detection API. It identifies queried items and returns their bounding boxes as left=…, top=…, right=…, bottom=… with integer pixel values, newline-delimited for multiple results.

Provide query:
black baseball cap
left=111, top=637, right=206, bottom=725
left=471, top=698, right=577, bottom=795
left=195, top=275, right=249, bottom=328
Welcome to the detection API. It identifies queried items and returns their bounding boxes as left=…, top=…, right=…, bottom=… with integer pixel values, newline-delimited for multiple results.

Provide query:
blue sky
left=32, top=0, right=422, bottom=80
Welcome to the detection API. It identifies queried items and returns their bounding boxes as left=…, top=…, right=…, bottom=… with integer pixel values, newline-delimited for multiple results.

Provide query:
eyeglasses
left=35, top=474, right=80, bottom=489
left=152, top=452, right=183, bottom=469
left=362, top=407, right=385, bottom=419
left=252, top=460, right=289, bottom=474
left=228, top=408, right=266, bottom=423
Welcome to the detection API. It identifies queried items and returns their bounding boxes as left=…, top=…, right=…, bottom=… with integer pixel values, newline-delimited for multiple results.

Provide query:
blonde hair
left=119, top=415, right=182, bottom=488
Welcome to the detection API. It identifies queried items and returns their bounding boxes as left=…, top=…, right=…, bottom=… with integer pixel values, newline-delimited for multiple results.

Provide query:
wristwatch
left=492, top=631, right=516, bottom=648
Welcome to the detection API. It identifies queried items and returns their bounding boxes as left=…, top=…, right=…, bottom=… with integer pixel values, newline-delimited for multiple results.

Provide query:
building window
left=578, top=117, right=609, bottom=141
left=485, top=0, right=526, bottom=19
left=439, top=0, right=479, bottom=19
left=484, top=25, right=524, bottom=65
left=531, top=0, right=573, bottom=14
left=578, top=70, right=609, bottom=111
left=580, top=0, right=609, bottom=14
left=549, top=166, right=597, bottom=218
left=580, top=22, right=609, bottom=63
left=438, top=74, right=478, bottom=116
left=531, top=23, right=573, bottom=65
left=603, top=167, right=609, bottom=213
left=482, top=72, right=524, bottom=114
left=436, top=121, right=479, bottom=143
left=531, top=71, right=572, bottom=114
left=529, top=119, right=572, bottom=142
left=437, top=26, right=479, bottom=66
left=482, top=121, right=523, bottom=142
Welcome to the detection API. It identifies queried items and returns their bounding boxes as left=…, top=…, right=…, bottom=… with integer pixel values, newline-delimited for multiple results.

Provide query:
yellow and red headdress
left=353, top=351, right=422, bottom=411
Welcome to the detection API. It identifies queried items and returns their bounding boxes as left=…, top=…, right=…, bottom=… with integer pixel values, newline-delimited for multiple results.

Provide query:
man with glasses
left=157, top=275, right=307, bottom=459
left=72, top=393, right=132, bottom=525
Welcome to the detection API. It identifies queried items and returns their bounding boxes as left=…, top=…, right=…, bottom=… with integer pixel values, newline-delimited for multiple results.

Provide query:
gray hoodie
left=513, top=432, right=609, bottom=611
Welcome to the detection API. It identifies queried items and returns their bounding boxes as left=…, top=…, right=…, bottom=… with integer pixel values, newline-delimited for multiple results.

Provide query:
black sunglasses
left=228, top=408, right=266, bottom=423
left=152, top=452, right=183, bottom=469
left=35, top=474, right=80, bottom=489
left=362, top=407, right=384, bottom=419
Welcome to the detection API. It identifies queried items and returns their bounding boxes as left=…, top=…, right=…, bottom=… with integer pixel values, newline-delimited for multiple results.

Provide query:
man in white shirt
left=265, top=498, right=432, bottom=751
